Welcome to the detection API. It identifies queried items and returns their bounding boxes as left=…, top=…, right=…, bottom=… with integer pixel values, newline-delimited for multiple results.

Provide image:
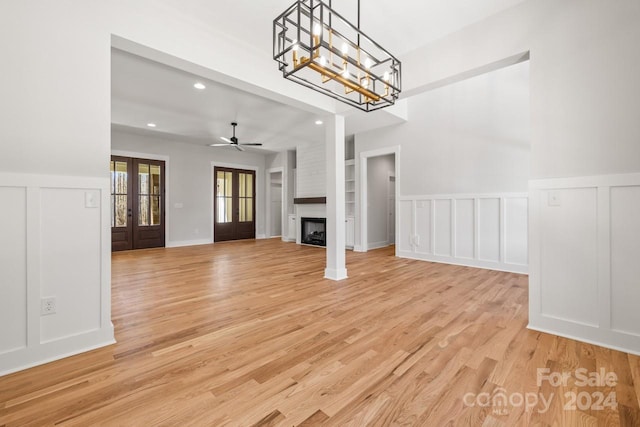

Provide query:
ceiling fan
left=209, top=122, right=262, bottom=151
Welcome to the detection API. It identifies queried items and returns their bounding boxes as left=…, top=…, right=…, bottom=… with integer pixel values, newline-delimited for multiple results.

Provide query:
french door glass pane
left=216, top=197, right=233, bottom=223
left=246, top=174, right=253, bottom=198
left=239, top=198, right=246, bottom=222
left=111, top=159, right=128, bottom=228
left=151, top=196, right=161, bottom=225
left=115, top=162, right=127, bottom=193
left=238, top=172, right=253, bottom=222
left=246, top=198, right=253, bottom=222
left=139, top=195, right=149, bottom=226
left=150, top=164, right=161, bottom=195
left=216, top=170, right=234, bottom=224
left=216, top=198, right=223, bottom=223
left=139, top=163, right=149, bottom=195
left=115, top=195, right=127, bottom=227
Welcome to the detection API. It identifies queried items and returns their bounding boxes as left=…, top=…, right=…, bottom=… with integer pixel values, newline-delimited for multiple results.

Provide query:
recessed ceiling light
left=315, top=120, right=323, bottom=125
left=193, top=82, right=206, bottom=90
left=147, top=123, right=157, bottom=128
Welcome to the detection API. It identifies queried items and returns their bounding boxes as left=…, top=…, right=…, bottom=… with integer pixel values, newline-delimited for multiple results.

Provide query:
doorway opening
left=266, top=168, right=284, bottom=238
left=359, top=147, right=399, bottom=253
left=110, top=155, right=166, bottom=251
left=214, top=166, right=256, bottom=242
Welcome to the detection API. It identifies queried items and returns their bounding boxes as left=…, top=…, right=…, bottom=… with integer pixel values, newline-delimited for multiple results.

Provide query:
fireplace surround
left=300, top=217, right=326, bottom=247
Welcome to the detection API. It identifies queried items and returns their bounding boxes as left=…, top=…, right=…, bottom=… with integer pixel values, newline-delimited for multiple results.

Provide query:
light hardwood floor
left=1, top=239, right=639, bottom=426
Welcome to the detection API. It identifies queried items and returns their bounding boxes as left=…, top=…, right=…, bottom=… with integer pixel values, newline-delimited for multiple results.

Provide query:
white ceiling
left=111, top=49, right=325, bottom=152
left=172, top=0, right=527, bottom=56
left=111, top=0, right=527, bottom=152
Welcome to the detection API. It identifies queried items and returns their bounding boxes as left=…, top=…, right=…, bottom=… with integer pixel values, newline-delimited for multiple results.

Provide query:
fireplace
left=301, top=217, right=326, bottom=247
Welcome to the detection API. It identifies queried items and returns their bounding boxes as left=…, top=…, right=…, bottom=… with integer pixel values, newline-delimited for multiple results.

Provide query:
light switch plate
left=84, top=191, right=100, bottom=208
left=548, top=190, right=561, bottom=207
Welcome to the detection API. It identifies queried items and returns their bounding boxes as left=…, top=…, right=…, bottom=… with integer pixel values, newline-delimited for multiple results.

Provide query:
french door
left=111, top=156, right=166, bottom=251
left=214, top=167, right=256, bottom=242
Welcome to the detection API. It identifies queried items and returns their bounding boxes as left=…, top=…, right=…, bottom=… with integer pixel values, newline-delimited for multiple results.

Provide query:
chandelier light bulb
left=364, top=58, right=372, bottom=69
left=383, top=71, right=390, bottom=82
left=313, top=23, right=322, bottom=36
left=292, top=40, right=298, bottom=51
left=319, top=56, right=327, bottom=67
left=341, top=42, right=349, bottom=55
left=343, top=68, right=350, bottom=79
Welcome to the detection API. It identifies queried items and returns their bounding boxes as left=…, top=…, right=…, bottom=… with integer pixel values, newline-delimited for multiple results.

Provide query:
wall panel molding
left=529, top=172, right=640, bottom=356
left=0, top=173, right=115, bottom=376
left=398, top=192, right=528, bottom=274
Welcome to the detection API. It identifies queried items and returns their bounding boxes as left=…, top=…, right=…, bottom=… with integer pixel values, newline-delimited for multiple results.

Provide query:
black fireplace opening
left=301, top=217, right=326, bottom=247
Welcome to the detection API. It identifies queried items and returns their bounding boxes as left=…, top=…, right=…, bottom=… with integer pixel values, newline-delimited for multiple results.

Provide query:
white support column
left=324, top=114, right=347, bottom=281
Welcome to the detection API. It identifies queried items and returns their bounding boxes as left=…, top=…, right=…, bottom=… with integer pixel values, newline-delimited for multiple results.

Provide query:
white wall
left=367, top=154, right=395, bottom=248
left=286, top=150, right=296, bottom=215
left=402, top=0, right=640, bottom=179
left=355, top=61, right=530, bottom=263
left=356, top=60, right=530, bottom=196
left=269, top=172, right=283, bottom=237
left=111, top=128, right=267, bottom=245
left=296, top=142, right=326, bottom=197
left=400, top=0, right=640, bottom=354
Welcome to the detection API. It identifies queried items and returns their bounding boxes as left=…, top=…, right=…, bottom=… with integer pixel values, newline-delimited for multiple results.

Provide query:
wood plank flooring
left=1, top=239, right=639, bottom=426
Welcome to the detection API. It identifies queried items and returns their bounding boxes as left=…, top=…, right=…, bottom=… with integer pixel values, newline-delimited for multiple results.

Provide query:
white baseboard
left=256, top=234, right=267, bottom=239
left=324, top=268, right=348, bottom=281
left=368, top=241, right=391, bottom=250
left=527, top=323, right=640, bottom=357
left=0, top=324, right=115, bottom=377
left=166, top=239, right=212, bottom=248
left=398, top=250, right=528, bottom=275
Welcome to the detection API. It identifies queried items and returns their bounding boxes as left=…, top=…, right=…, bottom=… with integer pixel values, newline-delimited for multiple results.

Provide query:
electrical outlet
left=41, top=297, right=56, bottom=316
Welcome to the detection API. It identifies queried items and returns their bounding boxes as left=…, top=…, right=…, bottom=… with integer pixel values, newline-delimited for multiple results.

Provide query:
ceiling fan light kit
left=273, top=0, right=401, bottom=112
left=210, top=122, right=262, bottom=151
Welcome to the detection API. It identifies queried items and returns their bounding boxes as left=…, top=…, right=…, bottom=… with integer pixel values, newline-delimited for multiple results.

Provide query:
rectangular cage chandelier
left=273, top=0, right=402, bottom=112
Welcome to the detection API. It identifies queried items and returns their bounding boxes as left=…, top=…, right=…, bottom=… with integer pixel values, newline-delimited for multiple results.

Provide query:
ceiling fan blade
left=235, top=145, right=245, bottom=151
left=209, top=143, right=231, bottom=147
left=240, top=143, right=262, bottom=146
left=220, top=136, right=232, bottom=143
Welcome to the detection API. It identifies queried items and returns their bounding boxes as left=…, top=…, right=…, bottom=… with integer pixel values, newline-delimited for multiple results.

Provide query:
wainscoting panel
left=610, top=185, right=640, bottom=336
left=539, top=188, right=598, bottom=326
left=529, top=173, right=640, bottom=356
left=398, top=200, right=413, bottom=253
left=40, top=188, right=102, bottom=343
left=433, top=199, right=452, bottom=256
left=0, top=173, right=114, bottom=376
left=454, top=199, right=474, bottom=259
left=0, top=187, right=27, bottom=355
left=504, top=197, right=528, bottom=266
left=398, top=193, right=528, bottom=274
left=414, top=200, right=432, bottom=255
left=477, top=198, right=500, bottom=262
